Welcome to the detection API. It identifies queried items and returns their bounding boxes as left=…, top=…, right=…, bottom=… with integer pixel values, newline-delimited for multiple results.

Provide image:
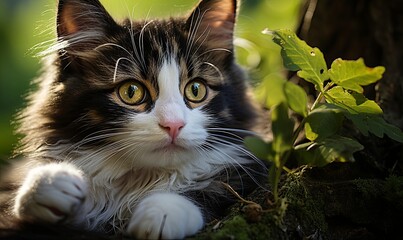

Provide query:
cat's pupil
left=191, top=83, right=200, bottom=97
left=128, top=85, right=137, bottom=99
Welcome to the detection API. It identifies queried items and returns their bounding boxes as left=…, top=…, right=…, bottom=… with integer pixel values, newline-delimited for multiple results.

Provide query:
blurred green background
left=0, top=0, right=301, bottom=161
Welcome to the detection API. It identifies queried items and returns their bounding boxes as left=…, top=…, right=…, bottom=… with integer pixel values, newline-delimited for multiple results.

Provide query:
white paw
left=127, top=192, right=204, bottom=239
left=14, top=163, right=87, bottom=223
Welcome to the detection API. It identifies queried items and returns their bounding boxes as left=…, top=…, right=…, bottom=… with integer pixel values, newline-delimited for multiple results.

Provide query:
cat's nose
left=159, top=120, right=185, bottom=141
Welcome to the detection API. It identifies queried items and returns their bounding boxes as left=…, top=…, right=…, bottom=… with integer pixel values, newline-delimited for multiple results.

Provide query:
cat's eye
left=184, top=80, right=208, bottom=103
left=117, top=81, right=147, bottom=105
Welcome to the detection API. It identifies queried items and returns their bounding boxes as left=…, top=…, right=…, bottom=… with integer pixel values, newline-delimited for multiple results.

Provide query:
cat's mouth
left=155, top=142, right=188, bottom=153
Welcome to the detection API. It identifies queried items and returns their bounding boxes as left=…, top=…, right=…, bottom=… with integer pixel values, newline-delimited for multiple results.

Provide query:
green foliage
left=247, top=29, right=403, bottom=202
left=328, top=58, right=385, bottom=93
left=304, top=104, right=344, bottom=141
left=269, top=29, right=328, bottom=91
left=284, top=82, right=308, bottom=117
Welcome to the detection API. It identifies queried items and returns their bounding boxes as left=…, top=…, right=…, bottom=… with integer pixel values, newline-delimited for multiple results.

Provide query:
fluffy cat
left=0, top=0, right=265, bottom=239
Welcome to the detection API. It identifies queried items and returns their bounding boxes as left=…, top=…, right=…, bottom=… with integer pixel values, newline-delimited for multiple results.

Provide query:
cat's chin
left=136, top=141, right=199, bottom=168
left=152, top=135, right=204, bottom=154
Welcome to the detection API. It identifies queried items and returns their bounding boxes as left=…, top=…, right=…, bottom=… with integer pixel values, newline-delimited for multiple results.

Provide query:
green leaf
left=244, top=136, right=273, bottom=160
left=325, top=86, right=403, bottom=141
left=267, top=29, right=329, bottom=91
left=304, top=104, right=344, bottom=141
left=257, top=75, right=287, bottom=108
left=272, top=102, right=294, bottom=155
left=315, top=136, right=363, bottom=165
left=317, top=136, right=364, bottom=162
left=295, top=136, right=363, bottom=167
left=328, top=58, right=385, bottom=93
left=283, top=82, right=308, bottom=117
left=346, top=114, right=403, bottom=142
left=326, top=86, right=383, bottom=115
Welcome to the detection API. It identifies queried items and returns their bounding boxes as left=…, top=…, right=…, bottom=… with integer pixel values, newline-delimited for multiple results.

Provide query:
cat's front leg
left=127, top=192, right=204, bottom=239
left=13, top=162, right=88, bottom=224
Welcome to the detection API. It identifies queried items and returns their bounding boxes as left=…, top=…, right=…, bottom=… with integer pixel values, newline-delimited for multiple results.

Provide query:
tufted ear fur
left=57, top=0, right=118, bottom=54
left=186, top=0, right=238, bottom=52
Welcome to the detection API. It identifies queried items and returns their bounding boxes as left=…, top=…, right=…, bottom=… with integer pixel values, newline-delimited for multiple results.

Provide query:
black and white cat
left=1, top=0, right=265, bottom=239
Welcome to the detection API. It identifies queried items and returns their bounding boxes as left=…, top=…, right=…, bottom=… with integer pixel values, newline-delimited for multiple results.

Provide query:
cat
left=0, top=0, right=266, bottom=239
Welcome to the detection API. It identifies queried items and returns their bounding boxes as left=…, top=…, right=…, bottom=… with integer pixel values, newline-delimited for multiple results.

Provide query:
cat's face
left=21, top=0, right=256, bottom=170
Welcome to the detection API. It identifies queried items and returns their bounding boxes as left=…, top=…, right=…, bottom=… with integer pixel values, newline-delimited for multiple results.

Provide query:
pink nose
left=159, top=120, right=185, bottom=141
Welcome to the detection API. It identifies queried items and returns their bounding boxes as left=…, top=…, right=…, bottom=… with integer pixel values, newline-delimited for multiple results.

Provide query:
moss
left=280, top=170, right=328, bottom=233
left=193, top=212, right=286, bottom=240
left=192, top=167, right=403, bottom=239
left=353, top=178, right=383, bottom=199
left=192, top=168, right=329, bottom=240
left=210, top=216, right=250, bottom=240
left=384, top=175, right=403, bottom=209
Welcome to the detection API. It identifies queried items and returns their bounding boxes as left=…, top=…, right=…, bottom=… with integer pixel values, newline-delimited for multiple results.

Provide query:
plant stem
left=310, top=91, right=324, bottom=111
left=311, top=82, right=334, bottom=111
left=272, top=152, right=286, bottom=203
left=292, top=117, right=307, bottom=145
left=310, top=82, right=334, bottom=111
left=291, top=82, right=335, bottom=146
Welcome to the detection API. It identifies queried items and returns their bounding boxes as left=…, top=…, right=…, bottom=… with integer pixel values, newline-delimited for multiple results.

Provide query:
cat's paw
left=14, top=163, right=87, bottom=224
left=127, top=192, right=204, bottom=239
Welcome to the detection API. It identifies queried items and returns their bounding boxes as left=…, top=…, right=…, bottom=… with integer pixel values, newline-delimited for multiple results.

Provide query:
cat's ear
left=57, top=0, right=117, bottom=52
left=186, top=0, right=238, bottom=51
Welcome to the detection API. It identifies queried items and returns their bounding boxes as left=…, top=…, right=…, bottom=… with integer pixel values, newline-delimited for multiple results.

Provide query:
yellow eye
left=185, top=80, right=208, bottom=103
left=117, top=81, right=146, bottom=105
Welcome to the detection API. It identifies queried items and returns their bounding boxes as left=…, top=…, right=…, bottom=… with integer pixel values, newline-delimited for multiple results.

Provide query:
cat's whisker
left=208, top=133, right=244, bottom=144
left=208, top=129, right=246, bottom=139
left=195, top=144, right=234, bottom=181
left=207, top=128, right=258, bottom=146
left=62, top=128, right=134, bottom=154
left=202, top=62, right=224, bottom=82
left=94, top=43, right=133, bottom=59
left=113, top=57, right=136, bottom=82
left=72, top=138, right=146, bottom=170
left=207, top=136, right=262, bottom=164
left=185, top=8, right=207, bottom=61
left=123, top=0, right=137, bottom=25
left=31, top=38, right=61, bottom=57
left=93, top=43, right=140, bottom=82
left=203, top=140, right=266, bottom=190
left=189, top=25, right=210, bottom=57
left=67, top=137, right=129, bottom=161
left=38, top=39, right=69, bottom=56
left=69, top=129, right=147, bottom=152
left=64, top=127, right=168, bottom=165
left=200, top=142, right=249, bottom=184
left=185, top=7, right=199, bottom=60
left=207, top=127, right=259, bottom=136
left=199, top=48, right=232, bottom=58
left=139, top=20, right=154, bottom=70
left=106, top=143, right=142, bottom=172
left=128, top=21, right=144, bottom=72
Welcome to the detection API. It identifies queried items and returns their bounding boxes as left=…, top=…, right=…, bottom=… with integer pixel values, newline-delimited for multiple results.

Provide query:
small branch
left=221, top=182, right=256, bottom=205
left=300, top=0, right=318, bottom=39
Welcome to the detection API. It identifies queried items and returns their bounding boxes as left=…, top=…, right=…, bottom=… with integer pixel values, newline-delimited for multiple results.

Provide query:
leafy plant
left=246, top=29, right=403, bottom=203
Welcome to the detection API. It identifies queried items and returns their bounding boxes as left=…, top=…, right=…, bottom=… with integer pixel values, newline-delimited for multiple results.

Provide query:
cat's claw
left=14, top=163, right=87, bottom=224
left=127, top=192, right=204, bottom=239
